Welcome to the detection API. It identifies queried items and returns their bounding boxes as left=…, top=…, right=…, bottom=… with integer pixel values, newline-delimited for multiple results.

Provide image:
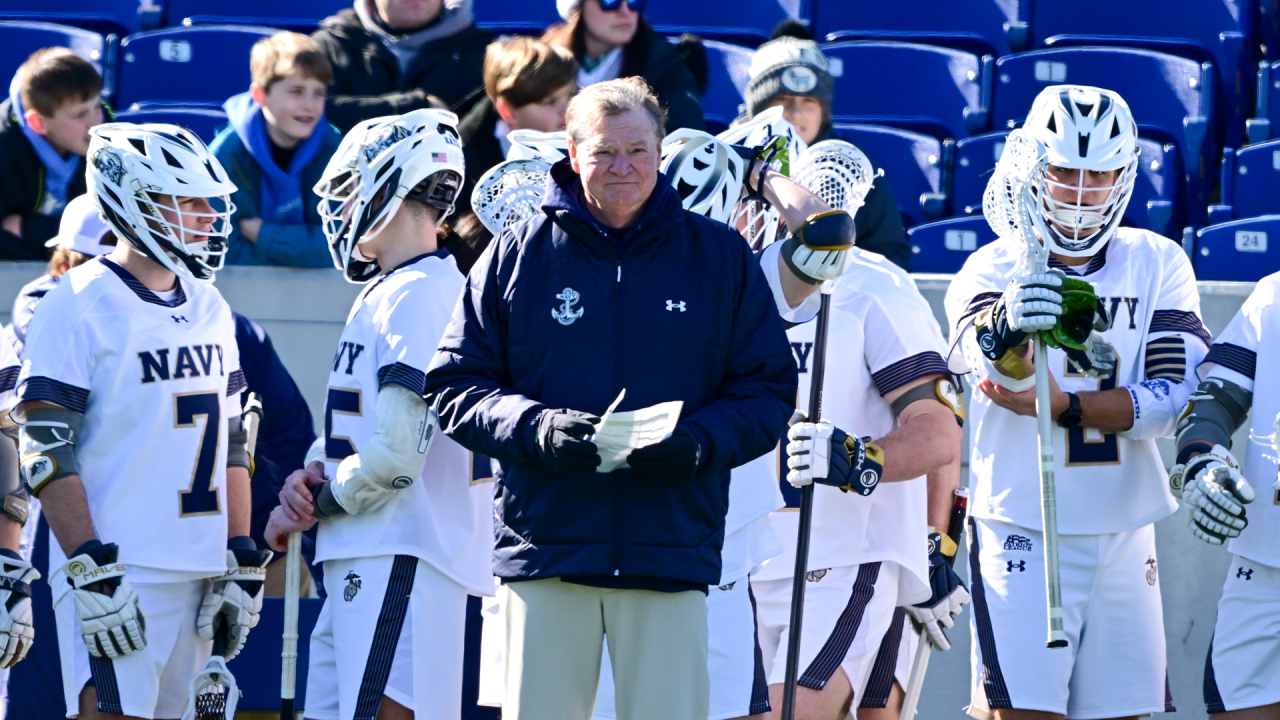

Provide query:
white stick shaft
left=1034, top=339, right=1068, bottom=649
left=281, top=532, right=302, bottom=701
left=898, top=633, right=931, bottom=720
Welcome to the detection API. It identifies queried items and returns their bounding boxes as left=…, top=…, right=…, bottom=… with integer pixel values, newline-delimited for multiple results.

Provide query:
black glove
left=626, top=427, right=702, bottom=483
left=532, top=409, right=601, bottom=473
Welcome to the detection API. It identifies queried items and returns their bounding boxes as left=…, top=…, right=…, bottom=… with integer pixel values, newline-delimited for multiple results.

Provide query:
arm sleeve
left=852, top=178, right=911, bottom=271
left=679, top=232, right=798, bottom=473
left=424, top=237, right=550, bottom=465
left=254, top=221, right=335, bottom=269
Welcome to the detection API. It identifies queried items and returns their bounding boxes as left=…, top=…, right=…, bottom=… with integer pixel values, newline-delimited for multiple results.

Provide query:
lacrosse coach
left=425, top=77, right=797, bottom=720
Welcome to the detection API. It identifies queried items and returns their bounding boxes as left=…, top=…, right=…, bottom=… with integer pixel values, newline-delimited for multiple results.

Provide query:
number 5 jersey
left=944, top=228, right=1208, bottom=535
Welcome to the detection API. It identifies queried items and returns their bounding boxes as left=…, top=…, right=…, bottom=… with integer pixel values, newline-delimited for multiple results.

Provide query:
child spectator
left=0, top=48, right=104, bottom=259
left=212, top=32, right=340, bottom=268
left=459, top=37, right=577, bottom=192
left=7, top=194, right=113, bottom=358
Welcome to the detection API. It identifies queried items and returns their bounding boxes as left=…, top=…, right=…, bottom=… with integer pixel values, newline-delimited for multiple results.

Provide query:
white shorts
left=1205, top=554, right=1280, bottom=712
left=753, top=562, right=900, bottom=707
left=55, top=578, right=211, bottom=719
left=967, top=517, right=1172, bottom=719
left=593, top=577, right=770, bottom=720
left=857, top=607, right=920, bottom=709
left=304, top=555, right=468, bottom=720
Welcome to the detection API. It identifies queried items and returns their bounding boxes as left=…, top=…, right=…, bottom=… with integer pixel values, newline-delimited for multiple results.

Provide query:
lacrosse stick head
left=983, top=127, right=1053, bottom=271
left=718, top=106, right=808, bottom=178
left=181, top=656, right=239, bottom=720
left=471, top=159, right=552, bottom=236
left=793, top=139, right=881, bottom=215
left=506, top=129, right=570, bottom=163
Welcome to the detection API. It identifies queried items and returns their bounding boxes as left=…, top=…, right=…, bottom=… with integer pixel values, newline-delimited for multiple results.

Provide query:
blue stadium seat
left=1193, top=215, right=1280, bottom=281
left=952, top=132, right=1181, bottom=237
left=226, top=597, right=323, bottom=710
left=818, top=0, right=1029, bottom=58
left=474, top=1, right=563, bottom=37
left=1208, top=141, right=1280, bottom=223
left=906, top=215, right=998, bottom=273
left=1032, top=0, right=1251, bottom=149
left=832, top=123, right=948, bottom=227
left=696, top=39, right=752, bottom=132
left=991, top=47, right=1215, bottom=225
left=821, top=41, right=991, bottom=140
left=0, top=21, right=105, bottom=93
left=168, top=0, right=350, bottom=33
left=0, top=0, right=158, bottom=37
left=114, top=25, right=276, bottom=110
left=114, top=104, right=228, bottom=144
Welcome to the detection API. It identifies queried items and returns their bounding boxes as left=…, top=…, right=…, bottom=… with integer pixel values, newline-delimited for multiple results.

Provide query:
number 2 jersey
left=944, top=228, right=1207, bottom=535
left=754, top=247, right=946, bottom=604
left=317, top=252, right=492, bottom=596
left=1199, top=271, right=1280, bottom=568
left=17, top=257, right=244, bottom=590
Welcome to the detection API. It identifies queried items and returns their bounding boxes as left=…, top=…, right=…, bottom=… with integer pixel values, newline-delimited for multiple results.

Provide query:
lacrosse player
left=1171, top=271, right=1280, bottom=717
left=0, top=334, right=35, bottom=682
left=265, top=109, right=492, bottom=720
left=944, top=85, right=1205, bottom=719
left=12, top=123, right=268, bottom=719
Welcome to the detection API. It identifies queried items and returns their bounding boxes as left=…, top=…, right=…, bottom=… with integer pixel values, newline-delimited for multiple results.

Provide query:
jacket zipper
left=612, top=259, right=624, bottom=576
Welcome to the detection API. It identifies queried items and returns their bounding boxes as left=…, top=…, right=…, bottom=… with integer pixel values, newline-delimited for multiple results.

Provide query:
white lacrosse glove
left=905, top=530, right=970, bottom=651
left=1175, top=446, right=1255, bottom=545
left=0, top=551, right=38, bottom=668
left=63, top=542, right=146, bottom=658
left=1066, top=333, right=1117, bottom=381
left=1002, top=269, right=1066, bottom=333
left=197, top=540, right=272, bottom=660
left=788, top=247, right=850, bottom=283
left=786, top=420, right=883, bottom=496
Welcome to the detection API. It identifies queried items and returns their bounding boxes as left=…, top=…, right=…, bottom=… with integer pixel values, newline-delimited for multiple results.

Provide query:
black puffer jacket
left=0, top=99, right=89, bottom=260
left=312, top=9, right=493, bottom=133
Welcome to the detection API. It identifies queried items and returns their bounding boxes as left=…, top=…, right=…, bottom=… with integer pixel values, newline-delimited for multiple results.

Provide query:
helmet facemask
left=1029, top=160, right=1137, bottom=256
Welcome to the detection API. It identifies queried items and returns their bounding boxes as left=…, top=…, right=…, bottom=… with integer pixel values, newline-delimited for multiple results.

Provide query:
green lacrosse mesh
left=761, top=136, right=791, bottom=177
left=1040, top=277, right=1102, bottom=352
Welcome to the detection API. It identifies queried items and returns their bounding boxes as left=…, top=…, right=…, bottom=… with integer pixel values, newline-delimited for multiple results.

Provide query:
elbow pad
left=16, top=406, right=83, bottom=495
left=1118, top=378, right=1194, bottom=441
left=329, top=384, right=437, bottom=515
left=226, top=415, right=251, bottom=473
left=1174, top=377, right=1253, bottom=460
left=0, top=428, right=28, bottom=525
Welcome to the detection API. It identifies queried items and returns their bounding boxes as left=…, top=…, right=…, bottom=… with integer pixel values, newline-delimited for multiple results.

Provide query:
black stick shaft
left=780, top=292, right=833, bottom=720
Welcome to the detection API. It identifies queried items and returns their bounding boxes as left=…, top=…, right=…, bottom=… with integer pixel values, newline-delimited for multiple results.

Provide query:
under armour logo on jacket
left=666, top=300, right=686, bottom=312
left=1238, top=567, right=1254, bottom=580
left=1007, top=560, right=1026, bottom=572
left=552, top=288, right=584, bottom=326
left=172, top=315, right=188, bottom=323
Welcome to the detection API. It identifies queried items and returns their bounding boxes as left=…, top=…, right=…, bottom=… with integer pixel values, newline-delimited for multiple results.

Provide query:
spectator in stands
left=460, top=37, right=578, bottom=193
left=312, top=0, right=493, bottom=133
left=0, top=48, right=104, bottom=260
left=213, top=32, right=341, bottom=268
left=544, top=0, right=705, bottom=132
left=7, top=194, right=112, bottom=358
left=741, top=25, right=913, bottom=270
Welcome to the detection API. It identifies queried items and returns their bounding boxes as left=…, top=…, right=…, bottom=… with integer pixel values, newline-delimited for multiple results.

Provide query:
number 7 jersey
left=17, top=257, right=244, bottom=580
left=944, top=228, right=1208, bottom=535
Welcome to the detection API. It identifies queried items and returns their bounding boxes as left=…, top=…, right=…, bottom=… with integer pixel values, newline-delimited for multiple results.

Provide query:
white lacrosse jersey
left=1199, top=272, right=1280, bottom=568
left=755, top=250, right=942, bottom=604
left=945, top=228, right=1206, bottom=536
left=719, top=453, right=785, bottom=585
left=315, top=252, right=492, bottom=596
left=18, top=257, right=243, bottom=586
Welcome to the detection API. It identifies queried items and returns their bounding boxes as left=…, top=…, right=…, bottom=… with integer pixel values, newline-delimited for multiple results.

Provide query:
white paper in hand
left=592, top=389, right=684, bottom=473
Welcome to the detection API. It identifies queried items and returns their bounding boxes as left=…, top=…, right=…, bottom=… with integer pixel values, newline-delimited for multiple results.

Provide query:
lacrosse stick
left=781, top=289, right=833, bottom=720
left=471, top=159, right=553, bottom=237
left=182, top=393, right=263, bottom=720
left=983, top=130, right=1068, bottom=649
left=899, top=487, right=969, bottom=720
left=793, top=140, right=882, bottom=216
left=505, top=129, right=569, bottom=162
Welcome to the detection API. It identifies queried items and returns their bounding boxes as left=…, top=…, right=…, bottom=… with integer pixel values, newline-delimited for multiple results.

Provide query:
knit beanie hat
left=557, top=0, right=580, bottom=20
left=744, top=36, right=834, bottom=119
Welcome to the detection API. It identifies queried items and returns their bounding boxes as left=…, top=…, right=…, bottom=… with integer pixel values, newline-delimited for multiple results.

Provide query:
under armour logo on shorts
left=1238, top=567, right=1254, bottom=580
left=1007, top=560, right=1026, bottom=572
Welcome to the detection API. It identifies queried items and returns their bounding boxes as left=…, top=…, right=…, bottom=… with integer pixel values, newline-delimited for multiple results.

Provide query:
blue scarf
left=8, top=75, right=83, bottom=215
left=223, top=92, right=326, bottom=225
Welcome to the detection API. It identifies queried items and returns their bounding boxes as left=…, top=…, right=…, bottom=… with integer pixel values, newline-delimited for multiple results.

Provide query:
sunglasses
left=597, top=0, right=647, bottom=13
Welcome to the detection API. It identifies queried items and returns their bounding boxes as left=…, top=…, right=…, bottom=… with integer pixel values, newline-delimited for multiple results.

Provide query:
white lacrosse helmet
left=314, top=115, right=394, bottom=266
left=471, top=159, right=552, bottom=236
left=718, top=106, right=809, bottom=177
left=506, top=129, right=570, bottom=162
left=660, top=129, right=748, bottom=224
left=86, top=123, right=236, bottom=285
left=1020, top=85, right=1140, bottom=257
left=322, top=109, right=466, bottom=283
left=793, top=140, right=881, bottom=215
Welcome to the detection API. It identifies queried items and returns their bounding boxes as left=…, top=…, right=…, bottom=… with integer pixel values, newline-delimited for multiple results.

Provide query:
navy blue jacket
left=425, top=160, right=796, bottom=587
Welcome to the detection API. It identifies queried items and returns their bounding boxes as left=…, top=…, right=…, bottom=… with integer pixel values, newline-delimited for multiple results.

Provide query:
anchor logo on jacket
left=552, top=288, right=584, bottom=326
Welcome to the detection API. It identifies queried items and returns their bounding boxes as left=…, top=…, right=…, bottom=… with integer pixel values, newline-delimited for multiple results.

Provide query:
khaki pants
left=504, top=577, right=710, bottom=720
